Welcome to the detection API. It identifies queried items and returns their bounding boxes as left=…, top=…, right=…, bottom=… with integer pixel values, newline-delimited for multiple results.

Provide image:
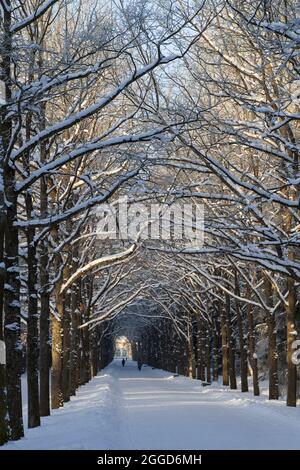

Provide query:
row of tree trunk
left=0, top=250, right=114, bottom=445
left=137, top=279, right=299, bottom=407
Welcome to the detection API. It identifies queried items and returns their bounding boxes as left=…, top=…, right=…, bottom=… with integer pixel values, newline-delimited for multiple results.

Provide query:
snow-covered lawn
left=2, top=360, right=300, bottom=450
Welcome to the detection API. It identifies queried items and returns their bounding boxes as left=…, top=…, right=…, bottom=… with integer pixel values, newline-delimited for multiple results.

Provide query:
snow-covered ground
left=2, top=360, right=300, bottom=450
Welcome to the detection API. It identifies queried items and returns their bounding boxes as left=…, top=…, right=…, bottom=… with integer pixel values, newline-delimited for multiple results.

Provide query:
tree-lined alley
left=0, top=0, right=300, bottom=447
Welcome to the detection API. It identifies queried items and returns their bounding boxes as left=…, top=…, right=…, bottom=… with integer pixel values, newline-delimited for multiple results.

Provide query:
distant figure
left=122, top=358, right=125, bottom=367
left=137, top=358, right=142, bottom=371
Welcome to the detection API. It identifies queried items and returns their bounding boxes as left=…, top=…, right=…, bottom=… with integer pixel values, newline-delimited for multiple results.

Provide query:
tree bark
left=187, top=317, right=195, bottom=378
left=196, top=318, right=205, bottom=380
left=263, top=274, right=279, bottom=400
left=39, top=249, right=51, bottom=417
left=286, top=276, right=297, bottom=407
left=51, top=242, right=64, bottom=409
left=24, top=107, right=40, bottom=428
left=246, top=284, right=260, bottom=396
left=51, top=305, right=64, bottom=409
left=4, top=164, right=24, bottom=439
left=25, top=196, right=41, bottom=428
left=235, top=272, right=248, bottom=392
left=1, top=0, right=24, bottom=442
left=0, top=53, right=9, bottom=450
left=51, top=225, right=64, bottom=409
left=62, top=292, right=71, bottom=402
left=0, top=185, right=9, bottom=443
left=69, top=282, right=79, bottom=396
left=225, top=294, right=237, bottom=389
left=39, top=105, right=51, bottom=417
left=212, top=313, right=219, bottom=381
left=205, top=325, right=211, bottom=383
left=220, top=301, right=229, bottom=386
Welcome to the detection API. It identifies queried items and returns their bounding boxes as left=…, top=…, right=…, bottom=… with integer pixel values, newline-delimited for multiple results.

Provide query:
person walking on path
left=122, top=358, right=125, bottom=367
left=137, top=358, right=142, bottom=370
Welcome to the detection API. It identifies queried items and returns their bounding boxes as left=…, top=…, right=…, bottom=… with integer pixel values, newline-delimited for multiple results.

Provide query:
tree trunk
left=51, top=308, right=63, bottom=409
left=78, top=285, right=87, bottom=386
left=1, top=0, right=23, bottom=442
left=82, top=278, right=92, bottom=384
left=286, top=276, right=297, bottom=407
left=247, top=300, right=260, bottom=396
left=225, top=294, right=237, bottom=389
left=196, top=318, right=205, bottom=380
left=69, top=283, right=79, bottom=396
left=51, top=225, right=64, bottom=409
left=264, top=274, right=279, bottom=400
left=21, top=38, right=41, bottom=431
left=25, top=202, right=41, bottom=428
left=187, top=318, right=195, bottom=378
left=4, top=163, right=24, bottom=439
left=220, top=301, right=229, bottom=386
left=0, top=103, right=8, bottom=446
left=205, top=325, right=211, bottom=383
left=62, top=293, right=71, bottom=402
left=212, top=315, right=219, bottom=381
left=267, top=312, right=279, bottom=400
left=39, top=106, right=50, bottom=417
left=39, top=253, right=50, bottom=417
left=0, top=182, right=9, bottom=444
left=235, top=273, right=248, bottom=392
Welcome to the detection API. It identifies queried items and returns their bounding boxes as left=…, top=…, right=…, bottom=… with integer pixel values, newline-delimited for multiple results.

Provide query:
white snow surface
left=2, top=360, right=300, bottom=450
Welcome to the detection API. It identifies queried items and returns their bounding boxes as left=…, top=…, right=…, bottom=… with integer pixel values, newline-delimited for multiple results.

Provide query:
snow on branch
left=79, top=285, right=147, bottom=329
left=252, top=20, right=300, bottom=44
left=17, top=168, right=139, bottom=228
left=11, top=0, right=59, bottom=33
left=16, top=128, right=166, bottom=193
left=12, top=55, right=179, bottom=163
left=60, top=243, right=138, bottom=295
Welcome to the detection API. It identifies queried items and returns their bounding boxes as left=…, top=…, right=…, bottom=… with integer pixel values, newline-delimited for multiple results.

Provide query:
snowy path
left=2, top=360, right=300, bottom=450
